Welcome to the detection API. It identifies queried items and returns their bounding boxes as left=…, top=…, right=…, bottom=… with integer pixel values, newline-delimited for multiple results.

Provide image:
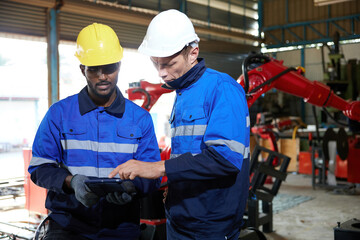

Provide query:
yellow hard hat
left=75, top=23, right=123, bottom=66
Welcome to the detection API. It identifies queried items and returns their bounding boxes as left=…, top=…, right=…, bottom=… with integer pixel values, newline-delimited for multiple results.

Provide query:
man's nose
left=97, top=69, right=107, bottom=80
left=158, top=67, right=167, bottom=79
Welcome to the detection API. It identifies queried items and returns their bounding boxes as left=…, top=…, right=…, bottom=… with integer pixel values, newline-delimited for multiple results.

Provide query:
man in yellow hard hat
left=109, top=9, right=250, bottom=240
left=28, top=23, right=160, bottom=240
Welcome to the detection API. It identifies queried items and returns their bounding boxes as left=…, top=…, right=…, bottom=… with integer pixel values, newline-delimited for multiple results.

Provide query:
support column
left=47, top=8, right=59, bottom=107
left=258, top=0, right=263, bottom=39
left=301, top=47, right=306, bottom=121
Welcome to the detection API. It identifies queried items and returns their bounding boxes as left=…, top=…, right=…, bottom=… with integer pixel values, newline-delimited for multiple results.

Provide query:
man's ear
left=189, top=47, right=199, bottom=64
left=79, top=64, right=85, bottom=76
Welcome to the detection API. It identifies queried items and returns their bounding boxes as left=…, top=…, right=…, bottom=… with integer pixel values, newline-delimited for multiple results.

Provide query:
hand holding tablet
left=85, top=178, right=135, bottom=197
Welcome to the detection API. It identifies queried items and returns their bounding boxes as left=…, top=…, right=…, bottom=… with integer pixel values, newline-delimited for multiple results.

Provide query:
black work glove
left=70, top=174, right=99, bottom=208
left=105, top=181, right=137, bottom=205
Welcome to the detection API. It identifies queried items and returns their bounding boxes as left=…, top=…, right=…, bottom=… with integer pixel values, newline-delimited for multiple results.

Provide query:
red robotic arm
left=127, top=81, right=173, bottom=111
left=238, top=54, right=360, bottom=122
left=127, top=55, right=360, bottom=122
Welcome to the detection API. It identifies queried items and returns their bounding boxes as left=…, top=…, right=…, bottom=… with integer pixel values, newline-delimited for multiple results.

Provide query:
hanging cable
left=249, top=67, right=297, bottom=94
left=322, top=107, right=348, bottom=127
left=242, top=53, right=270, bottom=94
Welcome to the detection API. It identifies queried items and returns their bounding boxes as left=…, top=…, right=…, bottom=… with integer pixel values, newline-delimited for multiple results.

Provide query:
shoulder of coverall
left=201, top=67, right=246, bottom=95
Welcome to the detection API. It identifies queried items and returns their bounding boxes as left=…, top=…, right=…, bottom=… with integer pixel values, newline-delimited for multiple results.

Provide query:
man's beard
left=88, top=81, right=116, bottom=99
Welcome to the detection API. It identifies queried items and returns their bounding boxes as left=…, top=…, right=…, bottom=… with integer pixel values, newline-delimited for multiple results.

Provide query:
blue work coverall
left=164, top=59, right=250, bottom=240
left=29, top=87, right=160, bottom=240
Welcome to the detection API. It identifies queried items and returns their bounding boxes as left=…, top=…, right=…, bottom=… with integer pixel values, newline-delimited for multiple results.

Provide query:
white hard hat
left=138, top=9, right=200, bottom=57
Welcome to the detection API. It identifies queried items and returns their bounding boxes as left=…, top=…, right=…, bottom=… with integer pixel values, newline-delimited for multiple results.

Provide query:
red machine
left=238, top=54, right=360, bottom=121
left=238, top=54, right=360, bottom=183
left=127, top=53, right=360, bottom=184
left=128, top=55, right=360, bottom=123
left=127, top=81, right=173, bottom=111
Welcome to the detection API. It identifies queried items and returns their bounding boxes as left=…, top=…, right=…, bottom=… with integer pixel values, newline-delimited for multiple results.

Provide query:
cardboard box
left=279, top=138, right=299, bottom=172
left=251, top=135, right=299, bottom=172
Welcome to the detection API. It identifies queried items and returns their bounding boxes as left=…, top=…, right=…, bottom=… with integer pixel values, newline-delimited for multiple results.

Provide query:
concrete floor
left=1, top=173, right=360, bottom=240
left=262, top=173, right=360, bottom=240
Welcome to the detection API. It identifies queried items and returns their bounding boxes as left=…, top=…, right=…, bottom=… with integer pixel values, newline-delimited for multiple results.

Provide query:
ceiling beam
left=187, top=0, right=257, bottom=19
left=9, top=0, right=260, bottom=45
left=200, top=39, right=259, bottom=53
left=314, top=0, right=355, bottom=6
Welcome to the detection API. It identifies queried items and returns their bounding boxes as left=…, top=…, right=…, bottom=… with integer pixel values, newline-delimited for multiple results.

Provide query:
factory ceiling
left=0, top=0, right=261, bottom=54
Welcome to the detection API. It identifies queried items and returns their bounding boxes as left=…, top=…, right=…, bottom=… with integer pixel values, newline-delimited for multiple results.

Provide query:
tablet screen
left=85, top=178, right=126, bottom=197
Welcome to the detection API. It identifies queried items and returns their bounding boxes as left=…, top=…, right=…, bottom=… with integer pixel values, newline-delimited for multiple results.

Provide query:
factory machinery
left=2, top=53, right=360, bottom=239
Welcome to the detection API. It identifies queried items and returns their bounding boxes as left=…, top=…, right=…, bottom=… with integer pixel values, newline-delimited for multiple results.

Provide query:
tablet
left=85, top=178, right=126, bottom=197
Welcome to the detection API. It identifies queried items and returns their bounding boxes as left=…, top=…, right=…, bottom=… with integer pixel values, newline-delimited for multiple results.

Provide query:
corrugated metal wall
left=108, top=0, right=258, bottom=33
left=0, top=0, right=148, bottom=49
left=0, top=1, right=47, bottom=37
left=263, top=0, right=360, bottom=46
left=0, top=0, right=252, bottom=79
left=59, top=12, right=148, bottom=49
left=200, top=52, right=248, bottom=79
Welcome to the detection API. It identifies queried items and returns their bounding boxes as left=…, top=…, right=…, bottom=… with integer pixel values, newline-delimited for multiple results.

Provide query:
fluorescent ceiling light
left=314, top=0, right=354, bottom=6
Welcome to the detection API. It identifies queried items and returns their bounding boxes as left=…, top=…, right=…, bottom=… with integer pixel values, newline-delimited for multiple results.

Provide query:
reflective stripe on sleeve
left=246, top=116, right=250, bottom=127
left=29, top=156, right=57, bottom=167
left=205, top=139, right=250, bottom=158
left=61, top=140, right=138, bottom=153
left=170, top=153, right=181, bottom=159
left=171, top=124, right=207, bottom=138
left=170, top=153, right=199, bottom=159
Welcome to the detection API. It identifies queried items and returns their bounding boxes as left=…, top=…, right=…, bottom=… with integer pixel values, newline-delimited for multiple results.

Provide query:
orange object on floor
left=347, top=137, right=360, bottom=183
left=23, top=149, right=48, bottom=215
left=298, top=151, right=319, bottom=175
left=335, top=156, right=348, bottom=179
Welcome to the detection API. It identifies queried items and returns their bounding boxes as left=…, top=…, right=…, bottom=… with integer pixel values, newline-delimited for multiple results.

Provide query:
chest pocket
left=61, top=121, right=87, bottom=153
left=117, top=125, right=142, bottom=155
left=182, top=107, right=206, bottom=123
left=174, top=107, right=207, bottom=138
left=62, top=121, right=87, bottom=136
left=117, top=125, right=142, bottom=142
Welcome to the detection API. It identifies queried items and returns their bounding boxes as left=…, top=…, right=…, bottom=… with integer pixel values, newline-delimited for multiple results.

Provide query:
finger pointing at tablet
left=109, top=159, right=166, bottom=180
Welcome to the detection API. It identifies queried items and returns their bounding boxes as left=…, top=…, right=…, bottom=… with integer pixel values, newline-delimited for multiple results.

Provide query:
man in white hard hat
left=110, top=9, right=250, bottom=239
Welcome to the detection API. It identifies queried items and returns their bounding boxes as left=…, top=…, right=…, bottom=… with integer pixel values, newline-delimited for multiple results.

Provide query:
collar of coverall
left=78, top=86, right=125, bottom=117
left=161, top=58, right=206, bottom=90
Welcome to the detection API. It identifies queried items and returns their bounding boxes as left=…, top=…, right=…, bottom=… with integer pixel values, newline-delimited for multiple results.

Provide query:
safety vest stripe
left=30, top=156, right=57, bottom=166
left=246, top=116, right=250, bottom=127
left=171, top=125, right=207, bottom=138
left=29, top=157, right=124, bottom=178
left=60, top=140, right=138, bottom=153
left=245, top=146, right=250, bottom=159
left=205, top=139, right=250, bottom=157
left=67, top=166, right=115, bottom=178
left=170, top=153, right=198, bottom=159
